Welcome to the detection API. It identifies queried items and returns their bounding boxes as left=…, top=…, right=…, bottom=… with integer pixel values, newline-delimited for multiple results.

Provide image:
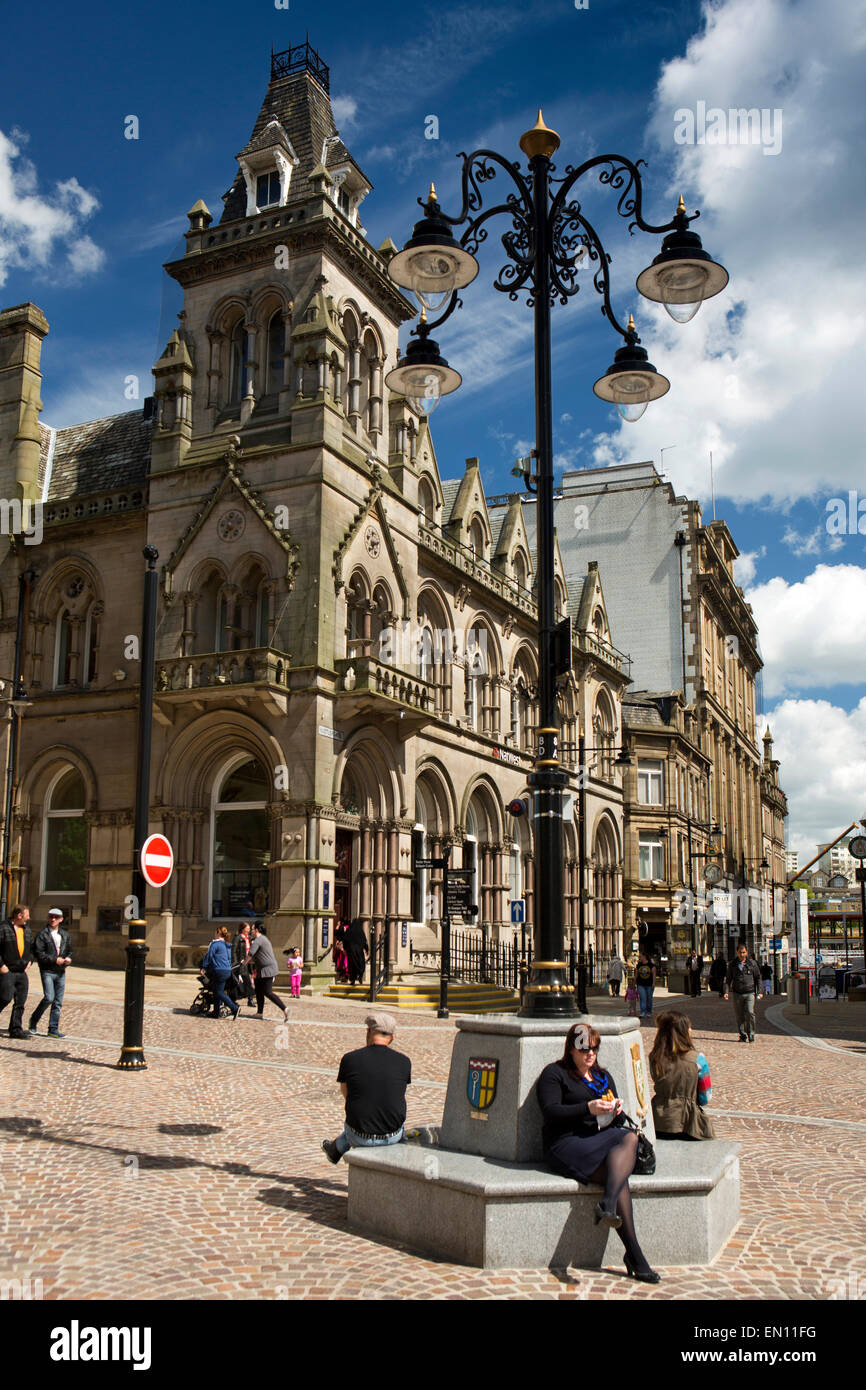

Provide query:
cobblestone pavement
left=1, top=972, right=863, bottom=1301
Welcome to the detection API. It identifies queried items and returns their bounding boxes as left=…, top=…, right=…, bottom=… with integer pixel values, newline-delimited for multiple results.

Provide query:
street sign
left=848, top=835, right=866, bottom=860
left=770, top=937, right=783, bottom=950
left=414, top=857, right=447, bottom=870
left=140, top=833, right=174, bottom=888
left=446, top=870, right=475, bottom=915
left=510, top=899, right=525, bottom=924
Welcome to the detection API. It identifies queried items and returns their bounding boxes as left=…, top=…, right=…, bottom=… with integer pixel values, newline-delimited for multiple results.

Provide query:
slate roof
left=221, top=52, right=371, bottom=223
left=440, top=479, right=461, bottom=523
left=39, top=412, right=152, bottom=503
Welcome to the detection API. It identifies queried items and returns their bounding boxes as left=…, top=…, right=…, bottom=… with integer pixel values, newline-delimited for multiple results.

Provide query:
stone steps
left=324, top=982, right=520, bottom=1013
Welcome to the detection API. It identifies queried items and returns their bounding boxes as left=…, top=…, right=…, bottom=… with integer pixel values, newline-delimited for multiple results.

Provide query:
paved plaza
left=1, top=971, right=864, bottom=1301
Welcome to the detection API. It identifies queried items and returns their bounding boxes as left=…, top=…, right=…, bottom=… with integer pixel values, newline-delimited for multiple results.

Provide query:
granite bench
left=346, top=1137, right=741, bottom=1269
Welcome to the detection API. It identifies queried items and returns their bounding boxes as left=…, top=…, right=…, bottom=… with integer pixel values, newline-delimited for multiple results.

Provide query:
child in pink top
left=287, top=946, right=303, bottom=998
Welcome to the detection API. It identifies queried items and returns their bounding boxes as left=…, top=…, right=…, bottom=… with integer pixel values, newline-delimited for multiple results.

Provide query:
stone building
left=492, top=458, right=789, bottom=964
left=0, top=43, right=629, bottom=979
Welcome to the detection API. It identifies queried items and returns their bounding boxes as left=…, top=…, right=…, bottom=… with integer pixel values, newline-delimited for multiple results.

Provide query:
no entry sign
left=140, top=834, right=174, bottom=888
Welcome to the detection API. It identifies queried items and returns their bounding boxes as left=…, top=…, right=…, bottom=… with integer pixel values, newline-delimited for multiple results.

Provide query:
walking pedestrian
left=724, top=944, right=762, bottom=1043
left=606, top=953, right=624, bottom=998
left=686, top=949, right=703, bottom=999
left=760, top=959, right=773, bottom=996
left=649, top=1011, right=715, bottom=1140
left=248, top=923, right=288, bottom=1021
left=0, top=904, right=33, bottom=1039
left=635, top=950, right=655, bottom=1020
left=344, top=918, right=369, bottom=986
left=232, top=921, right=256, bottom=1007
left=286, top=945, right=303, bottom=999
left=29, top=907, right=72, bottom=1038
left=201, top=926, right=240, bottom=1020
left=709, top=952, right=727, bottom=998
left=536, top=1022, right=660, bottom=1283
left=321, top=1012, right=411, bottom=1163
left=624, top=970, right=639, bottom=1017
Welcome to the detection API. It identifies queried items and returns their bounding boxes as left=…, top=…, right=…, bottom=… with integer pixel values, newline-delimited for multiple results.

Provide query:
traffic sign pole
left=117, top=546, right=159, bottom=1071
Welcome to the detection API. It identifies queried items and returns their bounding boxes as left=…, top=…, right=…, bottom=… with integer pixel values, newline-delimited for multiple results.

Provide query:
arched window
left=255, top=581, right=270, bottom=647
left=228, top=317, right=248, bottom=403
left=43, top=768, right=87, bottom=894
left=594, top=689, right=617, bottom=781
left=466, top=623, right=491, bottom=732
left=196, top=573, right=229, bottom=654
left=469, top=517, right=486, bottom=561
left=265, top=310, right=285, bottom=396
left=372, top=582, right=392, bottom=660
left=346, top=572, right=369, bottom=657
left=211, top=757, right=271, bottom=917
left=513, top=551, right=528, bottom=590
left=53, top=583, right=99, bottom=689
left=418, top=476, right=437, bottom=527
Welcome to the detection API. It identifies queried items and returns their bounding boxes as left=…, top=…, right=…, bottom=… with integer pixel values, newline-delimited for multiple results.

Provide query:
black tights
left=591, top=1131, right=650, bottom=1269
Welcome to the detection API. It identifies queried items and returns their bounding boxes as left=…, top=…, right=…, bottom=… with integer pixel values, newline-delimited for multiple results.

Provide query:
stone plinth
left=438, top=1013, right=655, bottom=1161
left=345, top=1012, right=740, bottom=1269
left=347, top=1139, right=741, bottom=1269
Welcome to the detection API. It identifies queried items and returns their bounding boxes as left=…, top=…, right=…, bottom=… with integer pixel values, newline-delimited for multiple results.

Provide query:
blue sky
left=1, top=0, right=865, bottom=853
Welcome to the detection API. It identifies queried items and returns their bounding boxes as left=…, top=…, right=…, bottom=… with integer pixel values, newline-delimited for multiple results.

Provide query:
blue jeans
left=209, top=971, right=238, bottom=1016
left=32, top=969, right=66, bottom=1032
left=637, top=983, right=654, bottom=1016
left=334, top=1123, right=405, bottom=1156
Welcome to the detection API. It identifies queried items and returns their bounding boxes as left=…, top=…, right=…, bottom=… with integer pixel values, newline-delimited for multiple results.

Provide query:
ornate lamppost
left=386, top=113, right=727, bottom=1018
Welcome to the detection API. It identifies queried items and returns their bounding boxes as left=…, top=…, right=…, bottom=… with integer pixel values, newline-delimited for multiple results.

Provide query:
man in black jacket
left=724, top=943, right=762, bottom=1042
left=0, top=904, right=34, bottom=1039
left=29, top=907, right=73, bottom=1037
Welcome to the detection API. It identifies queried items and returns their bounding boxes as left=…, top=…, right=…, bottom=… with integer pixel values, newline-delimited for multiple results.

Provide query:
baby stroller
left=189, top=963, right=245, bottom=1017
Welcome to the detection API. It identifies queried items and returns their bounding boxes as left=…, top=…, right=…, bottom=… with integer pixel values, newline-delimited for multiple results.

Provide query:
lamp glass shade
left=388, top=243, right=479, bottom=298
left=408, top=375, right=441, bottom=416
left=637, top=247, right=728, bottom=316
left=385, top=359, right=461, bottom=415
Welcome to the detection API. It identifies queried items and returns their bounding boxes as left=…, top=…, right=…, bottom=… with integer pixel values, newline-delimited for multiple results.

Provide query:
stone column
left=206, top=330, right=224, bottom=410
left=359, top=825, right=373, bottom=929
left=182, top=593, right=198, bottom=658
left=190, top=811, right=206, bottom=918
left=387, top=825, right=399, bottom=966
left=348, top=345, right=361, bottom=431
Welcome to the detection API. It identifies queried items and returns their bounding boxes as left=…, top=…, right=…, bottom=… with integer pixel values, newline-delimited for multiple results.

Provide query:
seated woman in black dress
left=536, top=1021, right=660, bottom=1283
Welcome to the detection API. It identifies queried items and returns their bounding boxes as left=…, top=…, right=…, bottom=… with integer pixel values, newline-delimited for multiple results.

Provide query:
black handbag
left=618, top=1113, right=656, bottom=1175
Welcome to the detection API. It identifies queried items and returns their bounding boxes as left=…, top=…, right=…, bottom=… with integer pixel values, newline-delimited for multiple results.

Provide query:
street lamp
left=0, top=567, right=37, bottom=922
left=387, top=112, right=727, bottom=1017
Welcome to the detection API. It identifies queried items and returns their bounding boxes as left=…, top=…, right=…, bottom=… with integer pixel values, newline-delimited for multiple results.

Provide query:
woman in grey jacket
left=248, top=924, right=288, bottom=1021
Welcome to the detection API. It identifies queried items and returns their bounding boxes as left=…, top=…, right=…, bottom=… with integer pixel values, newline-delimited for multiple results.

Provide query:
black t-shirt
left=337, top=1044, right=411, bottom=1135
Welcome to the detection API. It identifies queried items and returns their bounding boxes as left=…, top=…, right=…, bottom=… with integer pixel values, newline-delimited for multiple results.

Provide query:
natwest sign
left=140, top=834, right=174, bottom=888
left=492, top=746, right=523, bottom=767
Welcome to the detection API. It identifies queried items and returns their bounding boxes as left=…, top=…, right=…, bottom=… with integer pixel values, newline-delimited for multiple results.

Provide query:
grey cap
left=365, top=1011, right=397, bottom=1037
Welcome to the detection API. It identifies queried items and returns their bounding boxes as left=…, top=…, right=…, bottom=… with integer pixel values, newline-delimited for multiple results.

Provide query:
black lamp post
left=1, top=568, right=36, bottom=922
left=117, top=545, right=159, bottom=1071
left=387, top=115, right=727, bottom=1017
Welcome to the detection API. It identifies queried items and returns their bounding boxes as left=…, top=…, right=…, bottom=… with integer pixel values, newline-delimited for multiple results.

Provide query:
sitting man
left=322, top=1012, right=411, bottom=1164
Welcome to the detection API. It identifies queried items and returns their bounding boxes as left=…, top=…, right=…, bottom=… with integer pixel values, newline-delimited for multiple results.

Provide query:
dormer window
left=338, top=187, right=352, bottom=217
left=256, top=171, right=281, bottom=209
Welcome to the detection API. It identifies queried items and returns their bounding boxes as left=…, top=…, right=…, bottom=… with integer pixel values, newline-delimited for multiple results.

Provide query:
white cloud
left=591, top=0, right=866, bottom=506
left=0, top=128, right=105, bottom=285
left=733, top=546, right=765, bottom=585
left=760, top=700, right=866, bottom=856
left=746, top=563, right=866, bottom=697
left=331, top=96, right=358, bottom=129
